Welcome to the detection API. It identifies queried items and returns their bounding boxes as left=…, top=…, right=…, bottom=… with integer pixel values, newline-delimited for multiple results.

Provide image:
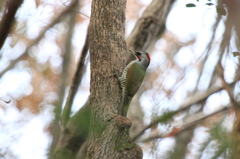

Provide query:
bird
left=118, top=50, right=150, bottom=116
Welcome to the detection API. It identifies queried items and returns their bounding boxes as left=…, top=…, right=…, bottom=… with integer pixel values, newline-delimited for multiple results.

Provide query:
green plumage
left=119, top=50, right=150, bottom=116
left=125, top=62, right=146, bottom=97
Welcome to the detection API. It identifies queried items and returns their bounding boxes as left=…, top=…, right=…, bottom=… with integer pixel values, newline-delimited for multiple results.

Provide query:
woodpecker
left=119, top=50, right=150, bottom=116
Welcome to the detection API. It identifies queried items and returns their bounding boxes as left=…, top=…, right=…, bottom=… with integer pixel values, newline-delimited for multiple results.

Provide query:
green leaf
left=216, top=6, right=227, bottom=16
left=233, top=52, right=240, bottom=57
left=153, top=111, right=176, bottom=124
left=186, top=3, right=196, bottom=7
left=205, top=3, right=214, bottom=6
left=208, top=123, right=231, bottom=158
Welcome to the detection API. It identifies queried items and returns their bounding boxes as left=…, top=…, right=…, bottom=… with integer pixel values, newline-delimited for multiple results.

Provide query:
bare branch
left=138, top=107, right=229, bottom=143
left=0, top=0, right=78, bottom=77
left=0, top=0, right=23, bottom=49
left=61, top=32, right=89, bottom=127
left=217, top=61, right=236, bottom=104
left=133, top=78, right=240, bottom=141
left=126, top=0, right=175, bottom=63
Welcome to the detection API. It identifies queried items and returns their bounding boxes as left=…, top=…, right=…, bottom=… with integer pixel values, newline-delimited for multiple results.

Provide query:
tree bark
left=221, top=1, right=240, bottom=158
left=87, top=0, right=142, bottom=158
left=50, top=0, right=175, bottom=158
left=231, top=107, right=240, bottom=159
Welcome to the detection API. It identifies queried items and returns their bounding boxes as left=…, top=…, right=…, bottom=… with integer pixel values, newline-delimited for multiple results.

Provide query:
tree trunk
left=223, top=1, right=240, bottom=158
left=87, top=0, right=142, bottom=158
left=231, top=108, right=240, bottom=159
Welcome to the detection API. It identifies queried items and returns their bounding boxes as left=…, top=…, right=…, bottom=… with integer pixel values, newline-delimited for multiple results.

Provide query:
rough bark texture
left=49, top=0, right=175, bottom=158
left=222, top=0, right=240, bottom=158
left=87, top=0, right=142, bottom=158
left=231, top=107, right=240, bottom=159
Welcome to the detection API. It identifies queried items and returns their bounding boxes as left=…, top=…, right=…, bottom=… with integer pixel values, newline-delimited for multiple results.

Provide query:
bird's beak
left=129, top=50, right=141, bottom=60
left=129, top=50, right=137, bottom=55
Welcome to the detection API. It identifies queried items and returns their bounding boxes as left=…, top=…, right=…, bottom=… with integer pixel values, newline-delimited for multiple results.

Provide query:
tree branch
left=126, top=0, right=175, bottom=63
left=0, top=0, right=23, bottom=49
left=138, top=106, right=229, bottom=143
left=61, top=32, right=89, bottom=128
left=0, top=0, right=78, bottom=77
left=133, top=77, right=240, bottom=141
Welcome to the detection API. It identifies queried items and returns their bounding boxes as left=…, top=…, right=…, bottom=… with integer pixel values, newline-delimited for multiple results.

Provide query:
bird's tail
left=122, top=95, right=133, bottom=117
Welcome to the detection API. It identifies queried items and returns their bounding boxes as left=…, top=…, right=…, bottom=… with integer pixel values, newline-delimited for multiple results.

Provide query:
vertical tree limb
left=49, top=0, right=79, bottom=157
left=61, top=33, right=89, bottom=128
left=50, top=32, right=89, bottom=159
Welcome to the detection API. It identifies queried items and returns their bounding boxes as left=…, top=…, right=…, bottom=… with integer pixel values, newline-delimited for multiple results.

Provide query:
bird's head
left=129, top=50, right=150, bottom=67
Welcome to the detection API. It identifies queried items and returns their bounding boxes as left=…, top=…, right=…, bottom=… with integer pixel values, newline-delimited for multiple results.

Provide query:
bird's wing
left=125, top=62, right=146, bottom=97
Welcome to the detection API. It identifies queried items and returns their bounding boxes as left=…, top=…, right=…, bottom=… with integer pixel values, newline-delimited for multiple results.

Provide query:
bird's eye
left=136, top=52, right=141, bottom=56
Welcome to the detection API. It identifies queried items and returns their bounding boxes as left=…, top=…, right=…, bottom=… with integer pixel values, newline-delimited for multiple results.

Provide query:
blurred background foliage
left=0, top=0, right=240, bottom=158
